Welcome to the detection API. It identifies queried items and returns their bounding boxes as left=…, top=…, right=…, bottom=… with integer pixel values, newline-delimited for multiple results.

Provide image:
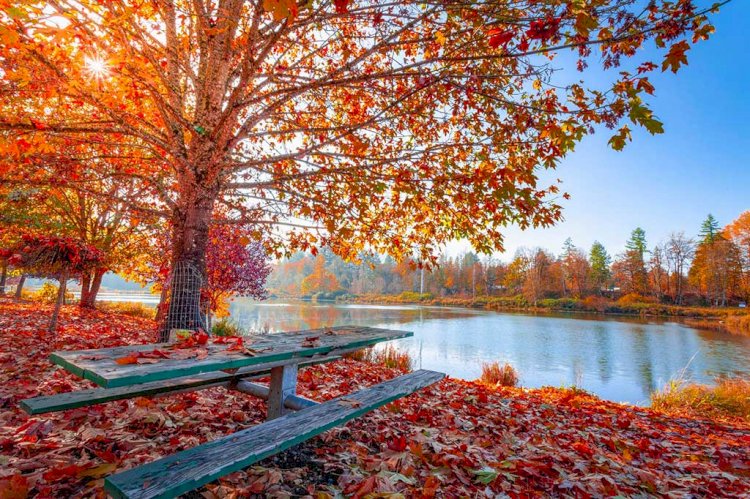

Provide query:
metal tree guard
left=157, top=261, right=207, bottom=342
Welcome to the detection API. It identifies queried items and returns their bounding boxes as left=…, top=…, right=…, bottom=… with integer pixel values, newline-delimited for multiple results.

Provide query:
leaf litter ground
left=1, top=299, right=749, bottom=498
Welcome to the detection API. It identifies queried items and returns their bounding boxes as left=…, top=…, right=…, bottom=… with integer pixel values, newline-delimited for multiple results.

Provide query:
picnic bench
left=20, top=326, right=444, bottom=499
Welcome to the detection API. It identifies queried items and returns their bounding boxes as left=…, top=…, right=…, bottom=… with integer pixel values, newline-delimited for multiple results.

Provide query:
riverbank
left=1, top=299, right=749, bottom=496
left=340, top=293, right=750, bottom=335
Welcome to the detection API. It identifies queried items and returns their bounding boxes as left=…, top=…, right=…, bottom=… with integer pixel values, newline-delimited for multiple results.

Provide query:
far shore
left=276, top=293, right=750, bottom=336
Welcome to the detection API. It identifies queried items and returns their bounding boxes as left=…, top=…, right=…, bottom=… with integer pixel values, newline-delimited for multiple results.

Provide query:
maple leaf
left=487, top=28, right=514, bottom=48
left=262, top=0, right=298, bottom=21
left=338, top=397, right=362, bottom=408
left=333, top=0, right=350, bottom=14
left=471, top=466, right=499, bottom=484
left=241, top=347, right=272, bottom=357
left=301, top=335, right=321, bottom=348
left=0, top=475, right=28, bottom=499
left=662, top=40, right=690, bottom=73
left=114, top=353, right=139, bottom=365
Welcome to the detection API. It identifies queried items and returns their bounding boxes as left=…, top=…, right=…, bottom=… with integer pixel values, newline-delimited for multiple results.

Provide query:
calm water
left=227, top=299, right=750, bottom=405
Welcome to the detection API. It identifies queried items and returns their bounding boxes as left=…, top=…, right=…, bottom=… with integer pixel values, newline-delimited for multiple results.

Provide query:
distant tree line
left=269, top=212, right=750, bottom=307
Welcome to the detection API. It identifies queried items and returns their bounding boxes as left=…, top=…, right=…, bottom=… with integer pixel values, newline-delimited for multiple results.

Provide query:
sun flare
left=84, top=56, right=109, bottom=79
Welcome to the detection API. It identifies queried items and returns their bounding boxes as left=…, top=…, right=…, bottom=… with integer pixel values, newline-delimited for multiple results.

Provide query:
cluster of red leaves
left=2, top=231, right=104, bottom=276
left=1, top=299, right=749, bottom=498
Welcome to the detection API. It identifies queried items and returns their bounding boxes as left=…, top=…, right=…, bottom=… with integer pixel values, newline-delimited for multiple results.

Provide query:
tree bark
left=49, top=268, right=69, bottom=333
left=79, top=270, right=91, bottom=308
left=80, top=268, right=105, bottom=308
left=15, top=274, right=26, bottom=299
left=0, top=262, right=6, bottom=296
left=87, top=268, right=105, bottom=307
left=158, top=192, right=216, bottom=341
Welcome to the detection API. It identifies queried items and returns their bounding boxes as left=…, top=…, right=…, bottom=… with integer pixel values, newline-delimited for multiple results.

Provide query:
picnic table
left=20, top=326, right=444, bottom=499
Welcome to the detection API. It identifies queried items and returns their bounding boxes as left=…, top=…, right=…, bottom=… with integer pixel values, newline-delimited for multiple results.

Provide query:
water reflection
left=228, top=299, right=750, bottom=405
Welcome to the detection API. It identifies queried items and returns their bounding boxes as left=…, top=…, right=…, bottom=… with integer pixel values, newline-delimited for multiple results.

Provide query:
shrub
left=651, top=377, right=750, bottom=422
left=725, top=315, right=750, bottom=336
left=617, top=293, right=655, bottom=305
left=33, top=282, right=73, bottom=303
left=398, top=291, right=433, bottom=302
left=345, top=345, right=413, bottom=372
left=212, top=318, right=243, bottom=337
left=582, top=295, right=610, bottom=312
left=98, top=301, right=156, bottom=319
left=479, top=361, right=519, bottom=387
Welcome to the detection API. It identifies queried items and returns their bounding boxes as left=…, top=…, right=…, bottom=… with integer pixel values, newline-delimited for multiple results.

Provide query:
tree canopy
left=0, top=0, right=724, bottom=328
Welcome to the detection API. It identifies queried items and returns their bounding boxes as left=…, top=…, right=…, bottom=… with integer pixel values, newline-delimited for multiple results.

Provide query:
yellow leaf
left=262, top=0, right=298, bottom=21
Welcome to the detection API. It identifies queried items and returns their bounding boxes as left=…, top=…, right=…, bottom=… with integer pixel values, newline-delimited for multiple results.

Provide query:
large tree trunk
left=0, top=262, right=6, bottom=296
left=79, top=270, right=91, bottom=308
left=49, top=268, right=69, bottom=333
left=15, top=274, right=26, bottom=299
left=80, top=268, right=105, bottom=308
left=157, top=192, right=216, bottom=342
left=88, top=269, right=105, bottom=306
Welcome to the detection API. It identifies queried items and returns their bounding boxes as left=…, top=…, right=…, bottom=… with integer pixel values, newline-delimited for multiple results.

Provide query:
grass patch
left=651, top=377, right=750, bottom=423
left=726, top=315, right=750, bottom=336
left=97, top=301, right=156, bottom=319
left=345, top=344, right=413, bottom=372
left=479, top=361, right=519, bottom=387
left=211, top=318, right=243, bottom=337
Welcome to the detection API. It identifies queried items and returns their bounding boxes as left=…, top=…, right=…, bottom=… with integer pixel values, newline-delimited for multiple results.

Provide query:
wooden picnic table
left=50, top=325, right=412, bottom=388
left=22, top=325, right=444, bottom=498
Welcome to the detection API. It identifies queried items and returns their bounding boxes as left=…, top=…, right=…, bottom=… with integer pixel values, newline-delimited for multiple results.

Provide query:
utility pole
left=472, top=264, right=476, bottom=298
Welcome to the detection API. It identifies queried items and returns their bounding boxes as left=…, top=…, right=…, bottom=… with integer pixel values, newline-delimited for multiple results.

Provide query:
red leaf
left=488, top=28, right=514, bottom=48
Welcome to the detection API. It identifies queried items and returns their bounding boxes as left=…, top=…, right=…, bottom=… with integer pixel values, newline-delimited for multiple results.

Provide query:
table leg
left=267, top=363, right=299, bottom=420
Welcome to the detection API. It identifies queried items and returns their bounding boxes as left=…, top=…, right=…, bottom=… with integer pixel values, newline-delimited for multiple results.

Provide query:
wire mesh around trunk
left=157, top=261, right=207, bottom=342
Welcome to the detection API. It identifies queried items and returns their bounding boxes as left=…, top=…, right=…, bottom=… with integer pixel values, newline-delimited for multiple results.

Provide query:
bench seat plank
left=20, top=356, right=340, bottom=415
left=104, top=369, right=444, bottom=499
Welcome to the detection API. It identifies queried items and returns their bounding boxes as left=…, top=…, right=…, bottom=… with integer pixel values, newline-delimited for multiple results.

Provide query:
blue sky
left=452, top=0, right=750, bottom=260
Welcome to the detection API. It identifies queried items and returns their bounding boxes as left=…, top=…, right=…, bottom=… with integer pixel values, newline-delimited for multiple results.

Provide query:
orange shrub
left=617, top=293, right=655, bottom=305
left=582, top=295, right=610, bottom=312
left=479, top=361, right=519, bottom=387
left=345, top=345, right=413, bottom=372
left=651, top=377, right=750, bottom=422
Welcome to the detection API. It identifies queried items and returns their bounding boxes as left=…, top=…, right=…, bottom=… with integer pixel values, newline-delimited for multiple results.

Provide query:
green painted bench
left=104, top=369, right=444, bottom=499
left=20, top=355, right=339, bottom=415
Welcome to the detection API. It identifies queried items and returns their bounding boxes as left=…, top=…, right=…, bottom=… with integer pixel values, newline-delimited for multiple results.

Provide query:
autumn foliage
left=1, top=299, right=749, bottom=497
left=0, top=0, right=726, bottom=329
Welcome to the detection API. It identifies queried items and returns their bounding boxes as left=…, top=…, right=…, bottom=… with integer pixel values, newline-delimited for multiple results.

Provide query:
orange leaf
left=115, top=353, right=138, bottom=365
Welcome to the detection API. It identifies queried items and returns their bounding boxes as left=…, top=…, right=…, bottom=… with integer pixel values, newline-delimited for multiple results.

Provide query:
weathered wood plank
left=20, top=356, right=340, bottom=415
left=267, top=363, right=298, bottom=420
left=51, top=326, right=411, bottom=388
left=104, top=370, right=445, bottom=499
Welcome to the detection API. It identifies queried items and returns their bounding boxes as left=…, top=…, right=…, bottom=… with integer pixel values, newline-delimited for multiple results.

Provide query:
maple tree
left=1, top=182, right=158, bottom=308
left=688, top=214, right=744, bottom=306
left=203, top=223, right=271, bottom=323
left=725, top=211, right=750, bottom=300
left=5, top=232, right=103, bottom=330
left=0, top=0, right=724, bottom=329
left=299, top=254, right=339, bottom=296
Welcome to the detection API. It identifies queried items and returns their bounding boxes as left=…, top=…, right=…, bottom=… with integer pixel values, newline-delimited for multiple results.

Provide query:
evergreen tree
left=625, top=228, right=648, bottom=258
left=699, top=214, right=721, bottom=243
left=620, top=228, right=648, bottom=294
left=589, top=241, right=612, bottom=293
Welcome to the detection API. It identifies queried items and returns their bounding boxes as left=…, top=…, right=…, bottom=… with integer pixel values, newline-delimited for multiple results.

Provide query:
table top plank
left=50, top=326, right=411, bottom=388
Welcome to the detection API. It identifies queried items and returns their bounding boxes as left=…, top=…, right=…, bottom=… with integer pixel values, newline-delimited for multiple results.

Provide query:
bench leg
left=267, top=363, right=298, bottom=420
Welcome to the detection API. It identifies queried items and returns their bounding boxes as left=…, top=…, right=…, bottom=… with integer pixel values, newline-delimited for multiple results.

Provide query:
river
left=226, top=299, right=750, bottom=405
